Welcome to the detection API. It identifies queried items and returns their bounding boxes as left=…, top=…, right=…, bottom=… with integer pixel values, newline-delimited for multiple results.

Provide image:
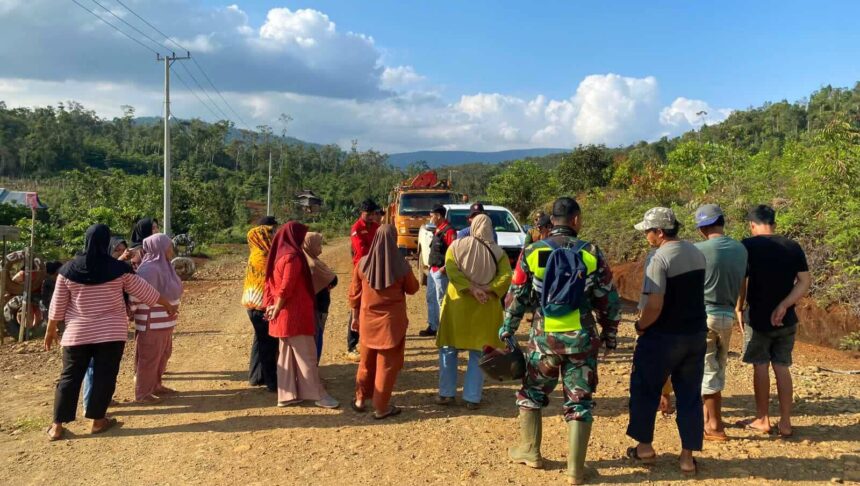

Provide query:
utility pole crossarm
left=157, top=52, right=191, bottom=236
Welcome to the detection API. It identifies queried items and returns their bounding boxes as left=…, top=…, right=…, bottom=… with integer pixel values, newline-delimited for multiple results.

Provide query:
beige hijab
left=359, top=224, right=411, bottom=290
left=303, top=232, right=337, bottom=294
left=450, top=213, right=504, bottom=286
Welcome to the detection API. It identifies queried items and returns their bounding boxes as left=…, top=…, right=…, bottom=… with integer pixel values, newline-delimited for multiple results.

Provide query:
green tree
left=486, top=160, right=559, bottom=219
left=556, top=144, right=614, bottom=193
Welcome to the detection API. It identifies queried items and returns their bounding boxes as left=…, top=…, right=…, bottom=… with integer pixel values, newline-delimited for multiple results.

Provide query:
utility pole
left=267, top=150, right=273, bottom=216
left=157, top=51, right=191, bottom=236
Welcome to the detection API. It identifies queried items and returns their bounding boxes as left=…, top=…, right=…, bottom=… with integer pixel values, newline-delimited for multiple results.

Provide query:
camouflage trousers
left=516, top=338, right=600, bottom=423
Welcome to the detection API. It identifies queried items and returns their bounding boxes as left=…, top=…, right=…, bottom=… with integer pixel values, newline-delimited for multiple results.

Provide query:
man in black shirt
left=736, top=205, right=810, bottom=437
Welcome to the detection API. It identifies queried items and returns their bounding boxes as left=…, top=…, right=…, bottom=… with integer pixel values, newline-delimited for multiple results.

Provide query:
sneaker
left=346, top=350, right=361, bottom=362
left=315, top=395, right=340, bottom=409
left=465, top=401, right=481, bottom=410
left=418, top=327, right=437, bottom=337
left=277, top=399, right=303, bottom=407
left=435, top=395, right=455, bottom=406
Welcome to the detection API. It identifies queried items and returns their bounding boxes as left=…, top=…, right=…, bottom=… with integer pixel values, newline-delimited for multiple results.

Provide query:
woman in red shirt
left=264, top=222, right=339, bottom=409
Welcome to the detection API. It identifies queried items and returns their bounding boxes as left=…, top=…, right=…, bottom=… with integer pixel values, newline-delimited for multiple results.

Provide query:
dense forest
left=1, top=82, right=859, bottom=314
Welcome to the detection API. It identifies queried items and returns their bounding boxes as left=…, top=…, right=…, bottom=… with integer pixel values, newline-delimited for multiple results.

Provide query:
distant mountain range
left=385, top=148, right=570, bottom=167
left=135, top=117, right=568, bottom=167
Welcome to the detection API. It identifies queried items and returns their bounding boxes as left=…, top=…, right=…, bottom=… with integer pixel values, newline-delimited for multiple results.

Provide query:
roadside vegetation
left=1, top=83, right=858, bottom=315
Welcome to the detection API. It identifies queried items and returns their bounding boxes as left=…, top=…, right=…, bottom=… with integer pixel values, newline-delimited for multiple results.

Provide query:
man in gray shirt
left=693, top=204, right=747, bottom=442
left=627, top=207, right=707, bottom=475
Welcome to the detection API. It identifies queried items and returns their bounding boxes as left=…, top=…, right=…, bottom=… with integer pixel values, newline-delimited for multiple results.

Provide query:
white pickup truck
left=416, top=204, right=526, bottom=284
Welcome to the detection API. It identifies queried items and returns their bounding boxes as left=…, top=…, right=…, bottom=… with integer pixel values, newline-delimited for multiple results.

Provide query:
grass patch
left=13, top=416, right=49, bottom=432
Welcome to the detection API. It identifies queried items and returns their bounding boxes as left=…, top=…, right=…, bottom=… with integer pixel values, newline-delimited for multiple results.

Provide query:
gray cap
left=634, top=207, right=679, bottom=231
left=695, top=204, right=724, bottom=228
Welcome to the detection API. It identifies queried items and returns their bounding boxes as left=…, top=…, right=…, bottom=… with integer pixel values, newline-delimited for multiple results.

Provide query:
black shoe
left=418, top=327, right=437, bottom=337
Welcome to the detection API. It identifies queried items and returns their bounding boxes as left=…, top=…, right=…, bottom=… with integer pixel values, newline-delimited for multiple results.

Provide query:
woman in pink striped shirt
left=45, top=224, right=178, bottom=441
left=132, top=233, right=183, bottom=403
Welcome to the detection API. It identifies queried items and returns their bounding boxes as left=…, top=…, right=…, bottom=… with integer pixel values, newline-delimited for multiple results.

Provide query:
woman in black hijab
left=128, top=218, right=159, bottom=270
left=45, top=224, right=177, bottom=441
left=130, top=218, right=159, bottom=248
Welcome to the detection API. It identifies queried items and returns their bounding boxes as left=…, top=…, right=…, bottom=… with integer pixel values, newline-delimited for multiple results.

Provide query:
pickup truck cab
left=416, top=204, right=525, bottom=284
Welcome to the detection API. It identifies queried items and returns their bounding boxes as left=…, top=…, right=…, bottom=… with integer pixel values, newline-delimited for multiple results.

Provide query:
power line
left=110, top=0, right=251, bottom=130
left=178, top=62, right=232, bottom=122
left=171, top=67, right=224, bottom=121
left=70, top=0, right=160, bottom=55
left=87, top=0, right=169, bottom=54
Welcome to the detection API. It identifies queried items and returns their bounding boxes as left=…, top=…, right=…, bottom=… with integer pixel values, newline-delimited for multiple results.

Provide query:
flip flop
left=91, top=417, right=118, bottom=435
left=351, top=399, right=367, bottom=413
left=46, top=425, right=63, bottom=442
left=777, top=428, right=793, bottom=439
left=373, top=406, right=402, bottom=420
left=626, top=446, right=656, bottom=465
left=734, top=419, right=771, bottom=435
left=703, top=429, right=729, bottom=442
left=680, top=458, right=698, bottom=475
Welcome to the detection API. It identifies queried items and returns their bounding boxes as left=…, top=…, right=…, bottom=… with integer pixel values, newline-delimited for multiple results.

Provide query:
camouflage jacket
left=501, top=226, right=621, bottom=356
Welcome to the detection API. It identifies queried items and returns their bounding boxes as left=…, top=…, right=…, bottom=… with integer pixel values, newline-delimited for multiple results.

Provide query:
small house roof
left=0, top=188, right=47, bottom=209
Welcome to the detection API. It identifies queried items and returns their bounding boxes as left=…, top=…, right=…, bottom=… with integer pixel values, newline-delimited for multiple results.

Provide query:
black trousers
left=54, top=341, right=125, bottom=423
left=627, top=330, right=707, bottom=451
left=347, top=310, right=359, bottom=352
left=248, top=309, right=277, bottom=391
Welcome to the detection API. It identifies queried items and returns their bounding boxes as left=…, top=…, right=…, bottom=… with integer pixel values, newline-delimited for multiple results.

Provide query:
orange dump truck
left=385, top=171, right=458, bottom=254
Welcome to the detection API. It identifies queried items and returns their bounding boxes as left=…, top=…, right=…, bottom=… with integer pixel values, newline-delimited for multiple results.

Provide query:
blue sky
left=1, top=0, right=858, bottom=152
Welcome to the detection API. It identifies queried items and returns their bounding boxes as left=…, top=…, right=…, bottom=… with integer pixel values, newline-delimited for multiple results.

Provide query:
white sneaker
left=315, top=395, right=340, bottom=409
left=277, top=399, right=303, bottom=407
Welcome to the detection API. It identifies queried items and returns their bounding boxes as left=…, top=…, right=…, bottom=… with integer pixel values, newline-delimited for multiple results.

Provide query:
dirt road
left=1, top=239, right=859, bottom=485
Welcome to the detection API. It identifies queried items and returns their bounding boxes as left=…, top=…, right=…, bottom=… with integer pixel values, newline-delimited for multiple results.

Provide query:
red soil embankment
left=612, top=260, right=860, bottom=349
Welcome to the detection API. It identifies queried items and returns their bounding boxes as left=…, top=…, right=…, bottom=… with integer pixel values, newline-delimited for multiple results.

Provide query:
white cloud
left=660, top=97, right=733, bottom=128
left=381, top=66, right=425, bottom=89
left=0, top=3, right=732, bottom=152
left=571, top=74, right=659, bottom=145
left=258, top=8, right=335, bottom=47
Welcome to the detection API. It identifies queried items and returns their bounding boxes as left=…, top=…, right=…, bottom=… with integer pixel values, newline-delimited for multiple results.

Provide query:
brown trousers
left=355, top=338, right=405, bottom=413
left=135, top=327, right=174, bottom=401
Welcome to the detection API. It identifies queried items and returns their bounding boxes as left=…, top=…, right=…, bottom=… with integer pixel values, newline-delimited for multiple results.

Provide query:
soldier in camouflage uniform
left=500, top=197, right=621, bottom=485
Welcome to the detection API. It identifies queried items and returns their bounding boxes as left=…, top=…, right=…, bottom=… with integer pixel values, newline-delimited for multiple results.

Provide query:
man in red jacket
left=347, top=199, right=383, bottom=360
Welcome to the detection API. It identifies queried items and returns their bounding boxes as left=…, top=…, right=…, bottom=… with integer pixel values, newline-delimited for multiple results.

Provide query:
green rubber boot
left=508, top=409, right=543, bottom=469
left=567, top=420, right=593, bottom=485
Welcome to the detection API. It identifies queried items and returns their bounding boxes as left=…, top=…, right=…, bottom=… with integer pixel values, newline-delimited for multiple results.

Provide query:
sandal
left=373, top=406, right=402, bottom=420
left=734, top=419, right=772, bottom=435
left=680, top=457, right=698, bottom=475
left=703, top=428, right=729, bottom=442
left=46, top=425, right=64, bottom=441
left=626, top=446, right=656, bottom=465
left=134, top=395, right=163, bottom=405
left=91, top=417, right=119, bottom=435
left=351, top=399, right=367, bottom=413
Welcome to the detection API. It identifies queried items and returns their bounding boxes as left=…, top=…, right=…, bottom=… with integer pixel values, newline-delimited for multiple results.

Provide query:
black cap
left=746, top=204, right=776, bottom=225
left=536, top=214, right=552, bottom=228
left=431, top=204, right=447, bottom=217
left=257, top=215, right=278, bottom=226
left=551, top=197, right=580, bottom=218
left=360, top=198, right=382, bottom=213
left=468, top=202, right=485, bottom=218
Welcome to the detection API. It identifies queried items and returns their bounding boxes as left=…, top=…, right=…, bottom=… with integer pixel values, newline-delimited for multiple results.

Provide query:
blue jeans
left=627, top=330, right=707, bottom=451
left=82, top=358, right=94, bottom=412
left=438, top=347, right=485, bottom=404
left=426, top=269, right=448, bottom=331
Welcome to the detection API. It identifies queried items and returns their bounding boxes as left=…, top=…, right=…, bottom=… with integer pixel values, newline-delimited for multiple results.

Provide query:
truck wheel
left=417, top=249, right=428, bottom=286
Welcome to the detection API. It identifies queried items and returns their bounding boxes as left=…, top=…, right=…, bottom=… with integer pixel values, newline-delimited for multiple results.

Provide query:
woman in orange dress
left=348, top=224, right=419, bottom=419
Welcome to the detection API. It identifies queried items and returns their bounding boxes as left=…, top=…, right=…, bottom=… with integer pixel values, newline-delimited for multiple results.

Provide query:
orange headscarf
left=242, top=225, right=274, bottom=309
